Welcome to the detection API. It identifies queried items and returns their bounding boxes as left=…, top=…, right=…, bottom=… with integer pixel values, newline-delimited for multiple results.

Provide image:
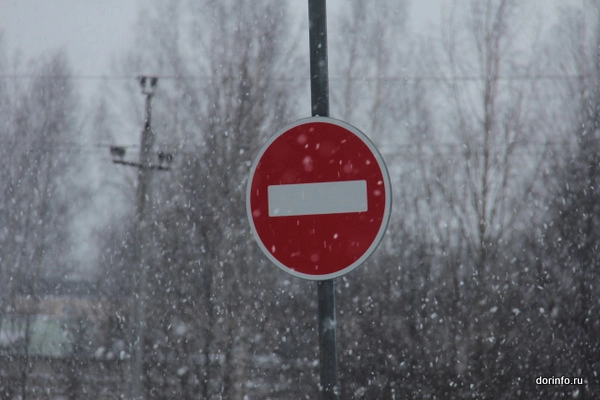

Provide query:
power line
left=0, top=138, right=574, bottom=159
left=0, top=74, right=138, bottom=81
left=0, top=73, right=592, bottom=83
left=335, top=74, right=588, bottom=83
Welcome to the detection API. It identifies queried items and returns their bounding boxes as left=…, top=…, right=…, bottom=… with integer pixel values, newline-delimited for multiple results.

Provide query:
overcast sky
left=0, top=0, right=583, bottom=92
left=0, top=0, right=478, bottom=74
left=0, top=0, right=139, bottom=74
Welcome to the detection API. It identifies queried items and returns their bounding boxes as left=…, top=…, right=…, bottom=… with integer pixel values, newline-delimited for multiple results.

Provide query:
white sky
left=0, top=1, right=484, bottom=71
left=0, top=0, right=140, bottom=76
left=0, top=0, right=582, bottom=79
left=0, top=0, right=436, bottom=103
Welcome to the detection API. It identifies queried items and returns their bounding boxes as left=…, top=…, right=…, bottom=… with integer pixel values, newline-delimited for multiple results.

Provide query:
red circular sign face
left=247, top=117, right=391, bottom=280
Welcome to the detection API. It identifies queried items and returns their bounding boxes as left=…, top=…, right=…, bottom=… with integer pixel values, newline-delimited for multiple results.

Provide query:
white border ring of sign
left=246, top=116, right=392, bottom=280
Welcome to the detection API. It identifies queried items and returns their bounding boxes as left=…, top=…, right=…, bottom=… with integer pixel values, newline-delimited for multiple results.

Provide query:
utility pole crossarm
left=112, top=159, right=171, bottom=171
left=109, top=77, right=174, bottom=172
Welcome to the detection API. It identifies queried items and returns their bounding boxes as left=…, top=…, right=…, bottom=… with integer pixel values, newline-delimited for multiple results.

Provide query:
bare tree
left=537, top=3, right=600, bottom=397
left=331, top=0, right=408, bottom=140
left=96, top=1, right=309, bottom=398
left=0, top=48, right=85, bottom=399
left=411, top=0, right=553, bottom=391
left=1, top=49, right=82, bottom=301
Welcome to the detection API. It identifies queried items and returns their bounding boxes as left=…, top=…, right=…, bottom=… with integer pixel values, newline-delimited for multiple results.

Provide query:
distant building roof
left=17, top=277, right=99, bottom=297
left=0, top=315, right=75, bottom=357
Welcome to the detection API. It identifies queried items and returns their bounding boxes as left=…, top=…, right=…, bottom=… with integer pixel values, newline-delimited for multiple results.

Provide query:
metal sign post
left=308, top=1, right=339, bottom=398
left=247, top=2, right=391, bottom=398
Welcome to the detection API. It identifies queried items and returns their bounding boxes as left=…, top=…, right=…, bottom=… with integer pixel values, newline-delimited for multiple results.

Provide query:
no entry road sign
left=246, top=117, right=391, bottom=280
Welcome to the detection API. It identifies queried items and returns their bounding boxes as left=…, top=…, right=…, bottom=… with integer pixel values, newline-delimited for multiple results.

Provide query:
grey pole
left=317, top=279, right=339, bottom=399
left=308, top=1, right=339, bottom=399
left=129, top=76, right=158, bottom=400
left=309, top=0, right=329, bottom=118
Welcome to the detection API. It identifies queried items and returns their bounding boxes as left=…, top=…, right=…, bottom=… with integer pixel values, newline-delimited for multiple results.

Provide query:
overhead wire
left=0, top=72, right=588, bottom=158
left=0, top=73, right=591, bottom=83
left=0, top=137, right=575, bottom=159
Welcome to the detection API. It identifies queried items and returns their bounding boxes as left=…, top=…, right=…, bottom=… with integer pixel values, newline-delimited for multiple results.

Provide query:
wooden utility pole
left=110, top=77, right=173, bottom=399
left=129, top=75, right=157, bottom=400
left=109, top=76, right=169, bottom=399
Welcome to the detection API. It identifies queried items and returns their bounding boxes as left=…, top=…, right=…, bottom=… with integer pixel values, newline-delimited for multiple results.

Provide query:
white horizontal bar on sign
left=268, top=180, right=368, bottom=217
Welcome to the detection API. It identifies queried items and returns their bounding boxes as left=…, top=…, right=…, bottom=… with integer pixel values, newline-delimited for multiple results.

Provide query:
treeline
left=1, top=0, right=599, bottom=399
